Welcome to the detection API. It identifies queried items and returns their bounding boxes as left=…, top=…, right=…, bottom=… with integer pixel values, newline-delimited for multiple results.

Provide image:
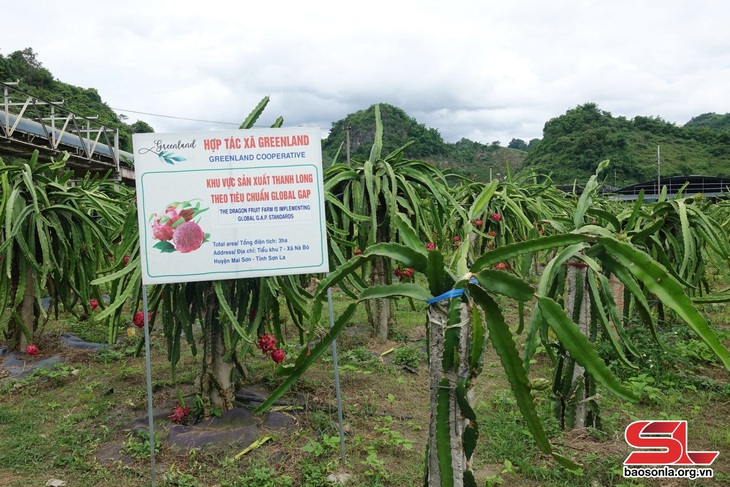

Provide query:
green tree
left=130, top=120, right=155, bottom=134
left=322, top=103, right=446, bottom=164
left=524, top=103, right=730, bottom=186
left=507, top=138, right=528, bottom=151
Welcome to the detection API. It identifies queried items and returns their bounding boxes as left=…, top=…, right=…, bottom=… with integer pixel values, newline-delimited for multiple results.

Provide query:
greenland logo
left=138, top=139, right=196, bottom=165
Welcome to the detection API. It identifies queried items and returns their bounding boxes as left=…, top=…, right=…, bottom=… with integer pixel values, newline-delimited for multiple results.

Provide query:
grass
left=1, top=291, right=729, bottom=486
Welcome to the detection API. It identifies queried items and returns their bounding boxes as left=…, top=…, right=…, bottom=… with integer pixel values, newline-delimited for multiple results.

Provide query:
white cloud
left=3, top=0, right=730, bottom=144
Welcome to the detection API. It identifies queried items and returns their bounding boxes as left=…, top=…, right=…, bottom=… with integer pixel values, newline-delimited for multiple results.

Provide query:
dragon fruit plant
left=149, top=199, right=209, bottom=253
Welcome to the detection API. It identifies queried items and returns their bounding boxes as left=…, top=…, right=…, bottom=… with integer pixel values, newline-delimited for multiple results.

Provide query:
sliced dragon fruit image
left=172, top=221, right=206, bottom=253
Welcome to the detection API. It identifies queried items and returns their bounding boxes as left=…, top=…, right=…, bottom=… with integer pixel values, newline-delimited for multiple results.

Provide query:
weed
left=227, top=462, right=294, bottom=487
left=38, top=363, right=76, bottom=379
left=299, top=461, right=336, bottom=487
left=392, top=345, right=424, bottom=368
left=625, top=373, right=663, bottom=404
left=163, top=464, right=204, bottom=487
left=96, top=343, right=137, bottom=364
left=123, top=430, right=161, bottom=459
left=372, top=415, right=413, bottom=451
left=361, top=444, right=389, bottom=485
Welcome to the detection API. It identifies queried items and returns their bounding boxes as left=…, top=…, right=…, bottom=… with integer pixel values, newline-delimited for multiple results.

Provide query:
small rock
left=325, top=473, right=353, bottom=485
left=45, top=480, right=67, bottom=487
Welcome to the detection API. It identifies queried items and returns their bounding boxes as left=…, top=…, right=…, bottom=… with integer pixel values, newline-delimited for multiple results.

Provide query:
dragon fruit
left=271, top=348, right=286, bottom=364
left=177, top=207, right=195, bottom=222
left=150, top=206, right=189, bottom=241
left=151, top=218, right=175, bottom=241
left=169, top=404, right=191, bottom=424
left=172, top=221, right=205, bottom=253
left=257, top=333, right=276, bottom=353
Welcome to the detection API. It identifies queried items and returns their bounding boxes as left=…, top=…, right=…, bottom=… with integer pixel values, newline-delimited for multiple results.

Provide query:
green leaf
left=586, top=269, right=637, bottom=369
left=312, top=255, right=368, bottom=301
left=442, top=298, right=463, bottom=371
left=692, top=294, right=730, bottom=303
left=457, top=378, right=478, bottom=461
left=214, top=281, right=249, bottom=342
left=574, top=159, right=609, bottom=227
left=364, top=242, right=428, bottom=274
left=153, top=241, right=176, bottom=253
left=468, top=180, right=498, bottom=220
left=394, top=213, right=427, bottom=256
left=368, top=105, right=384, bottom=163
left=594, top=271, right=641, bottom=359
left=596, top=236, right=730, bottom=371
left=427, top=249, right=453, bottom=297
left=537, top=296, right=639, bottom=402
left=359, top=283, right=433, bottom=303
left=94, top=267, right=142, bottom=321
left=473, top=269, right=534, bottom=301
left=91, top=259, right=138, bottom=286
left=471, top=233, right=587, bottom=273
left=470, top=286, right=554, bottom=455
left=239, top=96, right=270, bottom=129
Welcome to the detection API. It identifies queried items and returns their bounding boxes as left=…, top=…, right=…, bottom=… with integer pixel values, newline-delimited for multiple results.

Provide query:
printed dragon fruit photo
left=149, top=199, right=210, bottom=253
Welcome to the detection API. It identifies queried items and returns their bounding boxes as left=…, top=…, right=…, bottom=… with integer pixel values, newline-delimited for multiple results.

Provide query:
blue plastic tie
left=425, top=278, right=478, bottom=304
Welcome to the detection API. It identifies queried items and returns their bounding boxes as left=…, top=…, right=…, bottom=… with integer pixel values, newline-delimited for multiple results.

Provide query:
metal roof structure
left=610, top=175, right=730, bottom=201
left=0, top=81, right=134, bottom=182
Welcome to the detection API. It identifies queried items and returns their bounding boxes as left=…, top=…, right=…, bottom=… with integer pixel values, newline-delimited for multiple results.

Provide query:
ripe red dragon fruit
left=25, top=344, right=39, bottom=356
left=257, top=334, right=276, bottom=353
left=90, top=298, right=99, bottom=311
left=172, top=221, right=205, bottom=253
left=271, top=348, right=286, bottom=364
left=133, top=310, right=145, bottom=328
left=169, top=404, right=191, bottom=424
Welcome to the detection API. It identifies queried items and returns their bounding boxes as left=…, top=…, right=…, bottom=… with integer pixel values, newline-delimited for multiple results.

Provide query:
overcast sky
left=3, top=1, right=730, bottom=145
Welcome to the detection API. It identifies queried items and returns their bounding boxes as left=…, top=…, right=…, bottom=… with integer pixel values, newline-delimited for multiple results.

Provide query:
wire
left=110, top=107, right=240, bottom=125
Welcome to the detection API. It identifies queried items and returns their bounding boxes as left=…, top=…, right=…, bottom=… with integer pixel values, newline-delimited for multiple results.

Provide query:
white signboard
left=133, top=127, right=329, bottom=285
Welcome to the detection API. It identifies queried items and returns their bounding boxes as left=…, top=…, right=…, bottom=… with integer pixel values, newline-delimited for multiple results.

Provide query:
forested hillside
left=321, top=104, right=527, bottom=181
left=523, top=103, right=730, bottom=186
